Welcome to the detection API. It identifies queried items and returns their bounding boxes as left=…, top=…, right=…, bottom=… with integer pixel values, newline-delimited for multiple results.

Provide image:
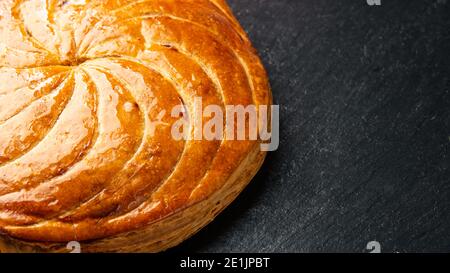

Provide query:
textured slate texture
left=171, top=0, right=450, bottom=253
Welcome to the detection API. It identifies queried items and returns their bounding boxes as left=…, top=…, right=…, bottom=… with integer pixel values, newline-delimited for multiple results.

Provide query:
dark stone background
left=172, top=0, right=450, bottom=253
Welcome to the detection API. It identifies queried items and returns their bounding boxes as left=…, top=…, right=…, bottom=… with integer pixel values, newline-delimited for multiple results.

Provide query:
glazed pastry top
left=0, top=0, right=270, bottom=242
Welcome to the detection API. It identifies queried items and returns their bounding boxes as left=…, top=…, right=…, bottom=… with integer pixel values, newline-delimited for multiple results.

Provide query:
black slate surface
left=172, top=0, right=450, bottom=253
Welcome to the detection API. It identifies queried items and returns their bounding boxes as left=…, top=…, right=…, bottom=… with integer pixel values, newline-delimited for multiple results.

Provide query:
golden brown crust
left=0, top=0, right=271, bottom=252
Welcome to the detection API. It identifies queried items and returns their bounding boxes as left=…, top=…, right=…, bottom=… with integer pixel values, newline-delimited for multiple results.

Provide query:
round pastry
left=0, top=0, right=271, bottom=252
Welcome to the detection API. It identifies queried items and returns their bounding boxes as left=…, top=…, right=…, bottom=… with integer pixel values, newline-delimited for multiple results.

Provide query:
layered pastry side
left=0, top=0, right=271, bottom=252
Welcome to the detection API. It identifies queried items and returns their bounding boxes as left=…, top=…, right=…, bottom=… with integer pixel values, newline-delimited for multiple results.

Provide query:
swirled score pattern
left=0, top=0, right=270, bottom=246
